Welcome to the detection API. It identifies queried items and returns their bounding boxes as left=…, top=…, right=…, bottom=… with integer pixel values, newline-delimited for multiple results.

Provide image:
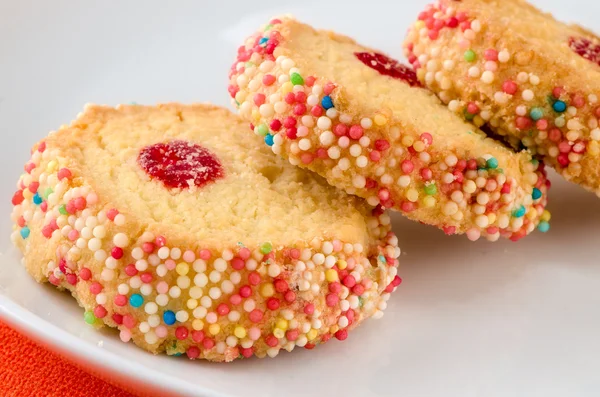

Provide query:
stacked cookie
left=13, top=0, right=596, bottom=362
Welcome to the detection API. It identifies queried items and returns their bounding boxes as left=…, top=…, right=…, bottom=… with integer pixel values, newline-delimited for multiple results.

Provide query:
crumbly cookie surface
left=228, top=16, right=551, bottom=242
left=10, top=103, right=401, bottom=362
left=405, top=0, right=600, bottom=195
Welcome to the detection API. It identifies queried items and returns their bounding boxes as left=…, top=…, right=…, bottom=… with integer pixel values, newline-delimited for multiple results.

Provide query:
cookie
left=404, top=0, right=600, bottom=195
left=228, top=16, right=551, bottom=242
left=10, top=103, right=401, bottom=362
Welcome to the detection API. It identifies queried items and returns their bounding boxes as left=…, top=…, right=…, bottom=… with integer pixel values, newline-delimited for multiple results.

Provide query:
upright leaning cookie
left=405, top=0, right=600, bottom=195
left=228, top=16, right=551, bottom=242
left=10, top=104, right=400, bottom=362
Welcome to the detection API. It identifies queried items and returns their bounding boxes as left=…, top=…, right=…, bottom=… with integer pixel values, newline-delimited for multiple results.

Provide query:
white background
left=1, top=1, right=600, bottom=396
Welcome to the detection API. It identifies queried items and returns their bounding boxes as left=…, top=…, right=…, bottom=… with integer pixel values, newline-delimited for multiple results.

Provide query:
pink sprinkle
left=286, top=127, right=297, bottom=139
left=123, top=315, right=136, bottom=329
left=155, top=325, right=168, bottom=338
left=284, top=290, right=296, bottom=302
left=217, top=303, right=230, bottom=316
left=293, top=103, right=307, bottom=116
left=352, top=284, right=365, bottom=296
left=447, top=17, right=459, bottom=28
left=269, top=119, right=282, bottom=131
left=286, top=329, right=299, bottom=341
left=283, top=116, right=296, bottom=128
left=263, top=74, right=276, bottom=86
left=125, top=264, right=138, bottom=277
left=375, top=139, right=390, bottom=151
left=369, top=150, right=381, bottom=162
left=484, top=49, right=498, bottom=61
left=79, top=267, right=92, bottom=281
left=90, top=282, right=102, bottom=295
left=74, top=197, right=87, bottom=211
left=573, top=140, right=586, bottom=154
left=515, top=116, right=532, bottom=130
left=324, top=83, right=335, bottom=95
left=248, top=271, right=261, bottom=286
left=349, top=125, right=364, bottom=140
left=536, top=119, right=549, bottom=130
left=573, top=94, right=586, bottom=108
left=502, top=80, right=518, bottom=95
left=112, top=313, right=123, bottom=324
left=378, top=188, right=391, bottom=201
left=304, top=76, right=316, bottom=87
left=199, top=249, right=211, bottom=260
left=68, top=230, right=79, bottom=241
left=192, top=330, right=205, bottom=343
left=240, top=285, right=252, bottom=298
left=304, top=303, right=315, bottom=315
left=49, top=274, right=60, bottom=286
left=301, top=153, right=314, bottom=164
left=401, top=160, right=414, bottom=174
left=183, top=250, right=195, bottom=263
left=142, top=242, right=155, bottom=253
left=342, top=275, right=356, bottom=288
left=202, top=338, right=215, bottom=350
left=28, top=181, right=40, bottom=193
left=332, top=240, right=342, bottom=252
left=311, top=106, right=323, bottom=117
left=176, top=326, right=189, bottom=340
left=334, top=123, right=348, bottom=137
left=230, top=294, right=242, bottom=305
left=289, top=248, right=300, bottom=259
left=284, top=93, right=296, bottom=104
left=107, top=208, right=119, bottom=221
left=295, top=92, right=307, bottom=103
left=557, top=153, right=570, bottom=167
left=552, top=87, right=565, bottom=99
left=87, top=193, right=98, bottom=205
left=140, top=272, right=153, bottom=283
left=254, top=93, right=266, bottom=106
left=467, top=102, right=480, bottom=114
left=94, top=305, right=107, bottom=319
left=238, top=247, right=251, bottom=260
left=114, top=295, right=127, bottom=306
left=249, top=327, right=261, bottom=341
left=155, top=236, right=166, bottom=247
left=111, top=247, right=124, bottom=259
left=57, top=168, right=72, bottom=180
left=120, top=330, right=132, bottom=342
left=66, top=273, right=77, bottom=286
left=65, top=201, right=76, bottom=214
left=40, top=202, right=48, bottom=213
left=38, top=141, right=47, bottom=152
left=401, top=201, right=416, bottom=212
left=187, top=346, right=200, bottom=360
left=329, top=282, right=342, bottom=294
left=249, top=309, right=264, bottom=323
left=157, top=281, right=169, bottom=294
left=558, top=141, right=572, bottom=153
left=420, top=168, right=433, bottom=180
left=165, top=259, right=176, bottom=270
left=326, top=293, right=339, bottom=307
left=316, top=148, right=328, bottom=159
left=428, top=30, right=439, bottom=40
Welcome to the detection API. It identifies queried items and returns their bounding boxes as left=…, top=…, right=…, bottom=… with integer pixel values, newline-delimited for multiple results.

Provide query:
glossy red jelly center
left=569, top=36, right=600, bottom=67
left=138, top=140, right=224, bottom=189
left=355, top=52, right=422, bottom=87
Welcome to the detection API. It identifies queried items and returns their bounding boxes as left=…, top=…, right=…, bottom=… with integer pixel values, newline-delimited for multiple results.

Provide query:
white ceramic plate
left=2, top=1, right=600, bottom=396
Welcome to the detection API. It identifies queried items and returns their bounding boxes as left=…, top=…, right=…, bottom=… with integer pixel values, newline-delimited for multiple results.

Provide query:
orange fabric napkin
left=0, top=320, right=135, bottom=397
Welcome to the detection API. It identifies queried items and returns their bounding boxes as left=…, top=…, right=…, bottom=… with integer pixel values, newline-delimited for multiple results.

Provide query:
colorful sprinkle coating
left=10, top=115, right=401, bottom=362
left=228, top=16, right=550, bottom=242
left=405, top=0, right=600, bottom=195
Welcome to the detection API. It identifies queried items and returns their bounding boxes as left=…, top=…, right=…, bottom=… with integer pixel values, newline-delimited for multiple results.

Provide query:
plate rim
left=0, top=292, right=230, bottom=397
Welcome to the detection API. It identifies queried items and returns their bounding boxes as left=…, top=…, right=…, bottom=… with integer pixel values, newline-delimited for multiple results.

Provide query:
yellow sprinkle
left=406, top=188, right=419, bottom=202
left=260, top=283, right=275, bottom=297
left=413, top=141, right=426, bottom=152
left=275, top=318, right=288, bottom=331
left=414, top=21, right=426, bottom=30
left=281, top=82, right=294, bottom=94
left=251, top=109, right=260, bottom=122
left=307, top=329, right=318, bottom=340
left=23, top=189, right=33, bottom=200
left=401, top=135, right=414, bottom=147
left=337, top=260, right=347, bottom=270
left=192, top=319, right=204, bottom=331
left=208, top=324, right=220, bottom=335
left=473, top=116, right=485, bottom=127
left=541, top=210, right=551, bottom=222
left=325, top=269, right=338, bottom=282
left=234, top=326, right=247, bottom=339
left=423, top=196, right=436, bottom=208
left=176, top=263, right=189, bottom=276
left=330, top=325, right=339, bottom=334
left=273, top=328, right=285, bottom=339
left=417, top=68, right=426, bottom=81
left=47, top=160, right=58, bottom=172
left=374, top=114, right=388, bottom=126
left=526, top=209, right=537, bottom=221
left=487, top=213, right=497, bottom=225
left=186, top=299, right=198, bottom=310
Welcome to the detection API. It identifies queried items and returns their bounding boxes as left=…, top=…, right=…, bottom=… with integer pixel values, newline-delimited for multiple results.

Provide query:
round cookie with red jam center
left=228, top=16, right=551, bottom=242
left=405, top=0, right=600, bottom=197
left=10, top=103, right=401, bottom=362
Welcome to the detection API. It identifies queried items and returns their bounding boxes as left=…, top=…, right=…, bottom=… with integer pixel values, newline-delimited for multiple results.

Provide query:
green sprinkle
left=358, top=296, right=364, bottom=308
left=264, top=24, right=273, bottom=32
left=464, top=110, right=475, bottom=121
left=245, top=62, right=255, bottom=68
left=43, top=188, right=53, bottom=199
left=59, top=205, right=68, bottom=215
left=530, top=107, right=544, bottom=121
left=538, top=221, right=550, bottom=233
left=260, top=242, right=273, bottom=254
left=464, top=50, right=477, bottom=62
left=290, top=73, right=304, bottom=86
left=486, top=157, right=499, bottom=169
left=84, top=311, right=96, bottom=325
left=424, top=183, right=437, bottom=195
left=256, top=124, right=269, bottom=136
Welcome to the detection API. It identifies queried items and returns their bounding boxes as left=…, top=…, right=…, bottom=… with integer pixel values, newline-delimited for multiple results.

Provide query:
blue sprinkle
left=264, top=134, right=274, bottom=146
left=259, top=37, right=268, bottom=45
left=20, top=227, right=30, bottom=239
left=378, top=255, right=387, bottom=264
left=33, top=193, right=43, bottom=205
left=538, top=221, right=550, bottom=233
left=129, top=294, right=143, bottom=308
left=163, top=310, right=176, bottom=325
left=321, top=96, right=334, bottom=110
left=173, top=353, right=183, bottom=357
left=553, top=100, right=567, bottom=113
left=532, top=188, right=542, bottom=200
left=513, top=205, right=526, bottom=218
